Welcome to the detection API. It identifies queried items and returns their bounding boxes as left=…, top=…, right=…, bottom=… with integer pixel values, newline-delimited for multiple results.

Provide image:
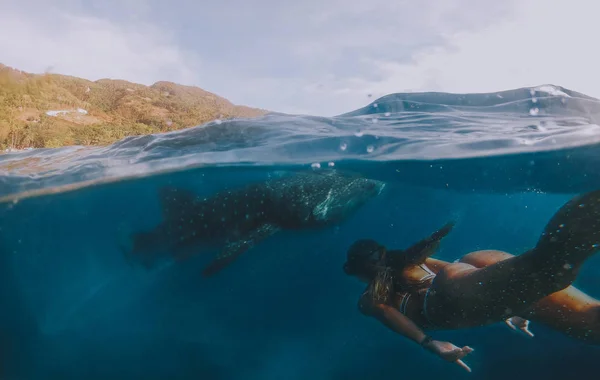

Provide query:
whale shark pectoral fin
left=201, top=224, right=281, bottom=277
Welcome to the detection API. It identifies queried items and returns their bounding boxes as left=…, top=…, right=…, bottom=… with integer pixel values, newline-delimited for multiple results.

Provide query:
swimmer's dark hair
left=344, top=239, right=396, bottom=304
left=344, top=222, right=455, bottom=305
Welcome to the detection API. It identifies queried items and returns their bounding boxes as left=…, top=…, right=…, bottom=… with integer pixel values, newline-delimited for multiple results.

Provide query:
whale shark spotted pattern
left=125, top=170, right=385, bottom=276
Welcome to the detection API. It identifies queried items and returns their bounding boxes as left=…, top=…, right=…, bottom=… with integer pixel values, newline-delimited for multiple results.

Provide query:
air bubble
left=366, top=145, right=374, bottom=153
left=339, top=143, right=347, bottom=151
left=532, top=97, right=537, bottom=103
left=311, top=162, right=321, bottom=169
left=529, top=108, right=539, bottom=116
left=384, top=112, right=391, bottom=117
left=328, top=161, right=335, bottom=167
left=373, top=103, right=378, bottom=108
left=518, top=138, right=534, bottom=146
left=354, top=131, right=364, bottom=137
left=371, top=118, right=378, bottom=124
left=215, top=119, right=222, bottom=125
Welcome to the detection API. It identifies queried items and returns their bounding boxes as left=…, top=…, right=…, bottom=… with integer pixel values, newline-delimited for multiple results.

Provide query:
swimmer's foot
left=505, top=316, right=535, bottom=338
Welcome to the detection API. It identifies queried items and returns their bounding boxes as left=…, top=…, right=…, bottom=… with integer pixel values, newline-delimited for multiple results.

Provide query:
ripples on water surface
left=1, top=85, right=600, bottom=380
left=3, top=84, right=600, bottom=198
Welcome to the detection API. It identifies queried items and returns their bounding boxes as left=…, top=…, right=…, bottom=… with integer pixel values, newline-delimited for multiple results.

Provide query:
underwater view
left=2, top=86, right=600, bottom=380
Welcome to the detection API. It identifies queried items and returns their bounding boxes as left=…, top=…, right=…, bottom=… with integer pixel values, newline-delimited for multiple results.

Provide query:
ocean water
left=1, top=84, right=599, bottom=380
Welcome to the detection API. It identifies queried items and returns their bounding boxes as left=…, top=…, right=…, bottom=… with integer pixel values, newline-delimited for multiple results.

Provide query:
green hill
left=0, top=64, right=268, bottom=150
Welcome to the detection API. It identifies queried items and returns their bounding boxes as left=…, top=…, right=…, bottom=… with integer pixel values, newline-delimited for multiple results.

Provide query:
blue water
left=1, top=85, right=599, bottom=379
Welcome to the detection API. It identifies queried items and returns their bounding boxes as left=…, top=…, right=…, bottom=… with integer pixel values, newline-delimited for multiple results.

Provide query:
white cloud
left=0, top=0, right=597, bottom=116
left=320, top=0, right=600, bottom=104
left=179, top=0, right=519, bottom=115
left=0, top=7, right=201, bottom=87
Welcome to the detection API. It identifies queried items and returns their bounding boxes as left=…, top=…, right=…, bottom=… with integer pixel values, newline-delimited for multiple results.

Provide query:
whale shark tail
left=116, top=222, right=136, bottom=267
left=117, top=223, right=164, bottom=269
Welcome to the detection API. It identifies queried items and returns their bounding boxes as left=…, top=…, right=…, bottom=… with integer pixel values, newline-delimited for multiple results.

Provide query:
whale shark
left=124, top=170, right=385, bottom=277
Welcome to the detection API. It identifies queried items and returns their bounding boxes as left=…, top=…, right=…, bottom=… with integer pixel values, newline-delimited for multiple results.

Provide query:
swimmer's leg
left=425, top=189, right=600, bottom=330
left=524, top=288, right=600, bottom=344
left=460, top=250, right=600, bottom=344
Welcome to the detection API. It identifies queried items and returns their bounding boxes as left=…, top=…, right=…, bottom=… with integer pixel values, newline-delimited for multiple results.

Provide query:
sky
left=0, top=0, right=598, bottom=116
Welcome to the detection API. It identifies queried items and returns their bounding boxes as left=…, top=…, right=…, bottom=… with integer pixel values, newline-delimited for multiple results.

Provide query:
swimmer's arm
left=359, top=295, right=427, bottom=345
left=359, top=295, right=474, bottom=372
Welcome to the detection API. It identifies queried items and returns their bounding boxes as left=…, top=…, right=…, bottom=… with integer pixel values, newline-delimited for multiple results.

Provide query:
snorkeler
left=343, top=189, right=600, bottom=373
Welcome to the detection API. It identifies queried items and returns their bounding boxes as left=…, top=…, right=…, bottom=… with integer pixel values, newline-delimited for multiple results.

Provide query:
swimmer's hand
left=505, top=316, right=535, bottom=338
left=423, top=339, right=474, bottom=373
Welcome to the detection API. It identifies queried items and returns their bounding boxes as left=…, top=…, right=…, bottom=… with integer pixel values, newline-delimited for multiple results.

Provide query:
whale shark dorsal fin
left=202, top=224, right=281, bottom=277
left=158, top=186, right=198, bottom=221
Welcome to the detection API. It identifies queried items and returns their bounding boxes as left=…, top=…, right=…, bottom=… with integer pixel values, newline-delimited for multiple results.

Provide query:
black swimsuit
left=397, top=264, right=437, bottom=326
left=359, top=263, right=438, bottom=327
